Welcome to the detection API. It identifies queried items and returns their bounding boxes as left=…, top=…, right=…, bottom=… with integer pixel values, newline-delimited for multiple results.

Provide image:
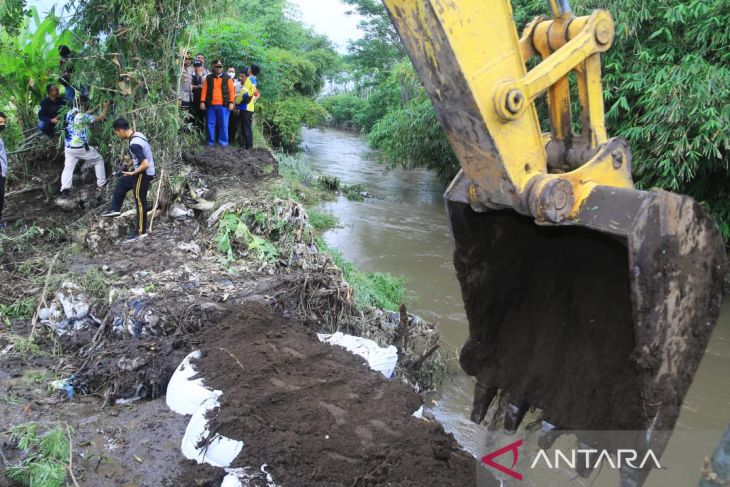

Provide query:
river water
left=302, top=127, right=730, bottom=486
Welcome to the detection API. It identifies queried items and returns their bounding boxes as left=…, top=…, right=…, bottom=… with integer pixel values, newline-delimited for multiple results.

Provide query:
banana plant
left=0, top=7, right=75, bottom=131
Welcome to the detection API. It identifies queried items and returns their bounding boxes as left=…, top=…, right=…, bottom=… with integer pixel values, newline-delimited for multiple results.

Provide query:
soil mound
left=194, top=301, right=475, bottom=486
left=183, top=147, right=277, bottom=184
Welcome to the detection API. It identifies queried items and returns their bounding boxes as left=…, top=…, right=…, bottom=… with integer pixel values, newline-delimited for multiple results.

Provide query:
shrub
left=320, top=94, right=367, bottom=130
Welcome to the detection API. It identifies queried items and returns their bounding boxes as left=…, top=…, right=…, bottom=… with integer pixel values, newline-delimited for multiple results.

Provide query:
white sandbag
left=166, top=351, right=222, bottom=415
left=317, top=332, right=398, bottom=378
left=221, top=465, right=277, bottom=487
left=181, top=395, right=244, bottom=468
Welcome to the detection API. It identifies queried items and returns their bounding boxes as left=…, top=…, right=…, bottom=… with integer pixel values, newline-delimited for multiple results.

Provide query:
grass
left=317, top=238, right=408, bottom=311
left=78, top=268, right=109, bottom=302
left=0, top=298, right=37, bottom=324
left=266, top=151, right=408, bottom=311
left=4, top=422, right=71, bottom=487
left=342, top=184, right=366, bottom=202
left=307, top=208, right=338, bottom=231
left=6, top=335, right=44, bottom=358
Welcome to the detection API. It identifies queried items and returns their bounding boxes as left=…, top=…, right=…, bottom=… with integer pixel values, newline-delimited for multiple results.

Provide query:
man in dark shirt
left=102, top=118, right=156, bottom=242
left=191, top=60, right=205, bottom=131
left=38, top=84, right=66, bottom=137
left=58, top=45, right=75, bottom=103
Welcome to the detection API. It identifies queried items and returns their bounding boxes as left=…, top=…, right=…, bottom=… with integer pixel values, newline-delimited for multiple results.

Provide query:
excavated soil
left=194, top=301, right=475, bottom=486
left=183, top=147, right=278, bottom=184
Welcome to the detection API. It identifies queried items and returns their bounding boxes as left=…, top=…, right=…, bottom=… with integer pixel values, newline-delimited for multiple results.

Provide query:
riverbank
left=0, top=145, right=473, bottom=486
left=301, top=127, right=730, bottom=487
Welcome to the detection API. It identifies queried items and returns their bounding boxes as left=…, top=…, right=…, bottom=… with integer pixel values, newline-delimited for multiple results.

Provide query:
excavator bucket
left=383, top=0, right=728, bottom=483
left=447, top=181, right=726, bottom=482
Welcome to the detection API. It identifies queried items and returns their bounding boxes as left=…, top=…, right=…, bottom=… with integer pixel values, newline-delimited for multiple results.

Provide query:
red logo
left=481, top=440, right=523, bottom=480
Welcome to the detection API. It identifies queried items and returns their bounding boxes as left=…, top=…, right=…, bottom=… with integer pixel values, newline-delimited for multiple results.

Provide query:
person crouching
left=102, top=118, right=156, bottom=242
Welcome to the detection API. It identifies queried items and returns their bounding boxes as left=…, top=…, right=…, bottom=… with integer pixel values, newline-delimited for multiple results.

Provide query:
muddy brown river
left=303, top=127, right=730, bottom=486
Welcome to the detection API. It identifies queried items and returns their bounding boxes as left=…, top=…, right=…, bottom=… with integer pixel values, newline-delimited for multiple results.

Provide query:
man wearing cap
left=200, top=60, right=235, bottom=146
left=59, top=97, right=111, bottom=200
left=190, top=60, right=206, bottom=131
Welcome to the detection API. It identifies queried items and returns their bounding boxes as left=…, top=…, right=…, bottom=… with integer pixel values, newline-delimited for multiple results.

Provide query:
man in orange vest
left=200, top=60, right=235, bottom=146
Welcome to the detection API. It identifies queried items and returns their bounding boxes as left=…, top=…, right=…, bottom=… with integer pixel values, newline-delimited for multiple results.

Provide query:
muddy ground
left=0, top=146, right=475, bottom=486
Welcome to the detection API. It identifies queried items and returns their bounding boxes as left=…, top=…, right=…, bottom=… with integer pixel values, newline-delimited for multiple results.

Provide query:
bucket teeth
left=504, top=402, right=529, bottom=433
left=470, top=382, right=498, bottom=424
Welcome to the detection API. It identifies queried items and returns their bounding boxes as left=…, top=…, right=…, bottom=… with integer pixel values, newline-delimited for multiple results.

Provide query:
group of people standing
left=179, top=53, right=261, bottom=148
left=0, top=51, right=258, bottom=239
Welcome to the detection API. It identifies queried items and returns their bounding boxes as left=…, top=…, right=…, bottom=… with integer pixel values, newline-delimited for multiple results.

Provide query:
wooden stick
left=66, top=424, right=81, bottom=487
left=4, top=185, right=44, bottom=198
left=29, top=251, right=60, bottom=340
left=148, top=168, right=164, bottom=233
left=412, top=342, right=441, bottom=371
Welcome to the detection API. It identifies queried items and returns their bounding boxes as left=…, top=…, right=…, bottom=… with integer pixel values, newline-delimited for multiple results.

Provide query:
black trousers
left=0, top=176, right=5, bottom=220
left=241, top=111, right=254, bottom=149
left=229, top=110, right=240, bottom=146
left=111, top=173, right=152, bottom=236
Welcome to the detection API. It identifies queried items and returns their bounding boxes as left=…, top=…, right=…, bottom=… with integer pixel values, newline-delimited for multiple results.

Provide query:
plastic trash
left=168, top=203, right=194, bottom=220
left=222, top=465, right=277, bottom=487
left=56, top=291, right=89, bottom=320
left=317, top=332, right=398, bottom=378
left=51, top=377, right=75, bottom=398
left=412, top=406, right=424, bottom=419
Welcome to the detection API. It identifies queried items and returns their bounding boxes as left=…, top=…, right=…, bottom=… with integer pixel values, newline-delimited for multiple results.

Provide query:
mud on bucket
left=447, top=186, right=726, bottom=483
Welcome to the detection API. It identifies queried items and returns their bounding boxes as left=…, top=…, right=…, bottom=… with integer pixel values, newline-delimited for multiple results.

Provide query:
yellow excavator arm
left=384, top=0, right=629, bottom=221
left=383, top=0, right=727, bottom=484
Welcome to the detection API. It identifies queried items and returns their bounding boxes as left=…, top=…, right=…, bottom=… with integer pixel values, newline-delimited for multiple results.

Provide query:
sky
left=26, top=0, right=364, bottom=53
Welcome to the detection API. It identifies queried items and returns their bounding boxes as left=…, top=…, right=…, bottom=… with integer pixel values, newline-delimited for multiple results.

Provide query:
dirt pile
left=193, top=301, right=475, bottom=486
left=183, top=147, right=278, bottom=184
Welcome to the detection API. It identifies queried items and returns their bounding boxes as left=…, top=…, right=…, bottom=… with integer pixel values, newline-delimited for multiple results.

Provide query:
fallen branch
left=5, top=185, right=44, bottom=198
left=394, top=303, right=409, bottom=358
left=411, top=342, right=441, bottom=371
left=29, top=252, right=60, bottom=340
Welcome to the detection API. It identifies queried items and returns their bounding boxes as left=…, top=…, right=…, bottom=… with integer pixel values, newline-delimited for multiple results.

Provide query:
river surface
left=302, top=127, right=730, bottom=486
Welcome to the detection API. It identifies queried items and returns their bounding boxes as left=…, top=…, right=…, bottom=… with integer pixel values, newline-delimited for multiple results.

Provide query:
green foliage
left=307, top=209, right=338, bottom=231
left=0, top=298, right=36, bottom=322
left=341, top=0, right=406, bottom=78
left=342, top=184, right=366, bottom=202
left=369, top=95, right=459, bottom=182
left=276, top=151, right=317, bottom=184
left=320, top=94, right=367, bottom=130
left=318, top=239, right=407, bottom=311
left=0, top=7, right=74, bottom=131
left=316, top=175, right=341, bottom=192
left=6, top=334, right=43, bottom=358
left=264, top=96, right=328, bottom=148
left=5, top=423, right=70, bottom=487
left=570, top=0, right=730, bottom=238
left=216, top=212, right=278, bottom=262
left=0, top=0, right=26, bottom=37
left=78, top=268, right=109, bottom=302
